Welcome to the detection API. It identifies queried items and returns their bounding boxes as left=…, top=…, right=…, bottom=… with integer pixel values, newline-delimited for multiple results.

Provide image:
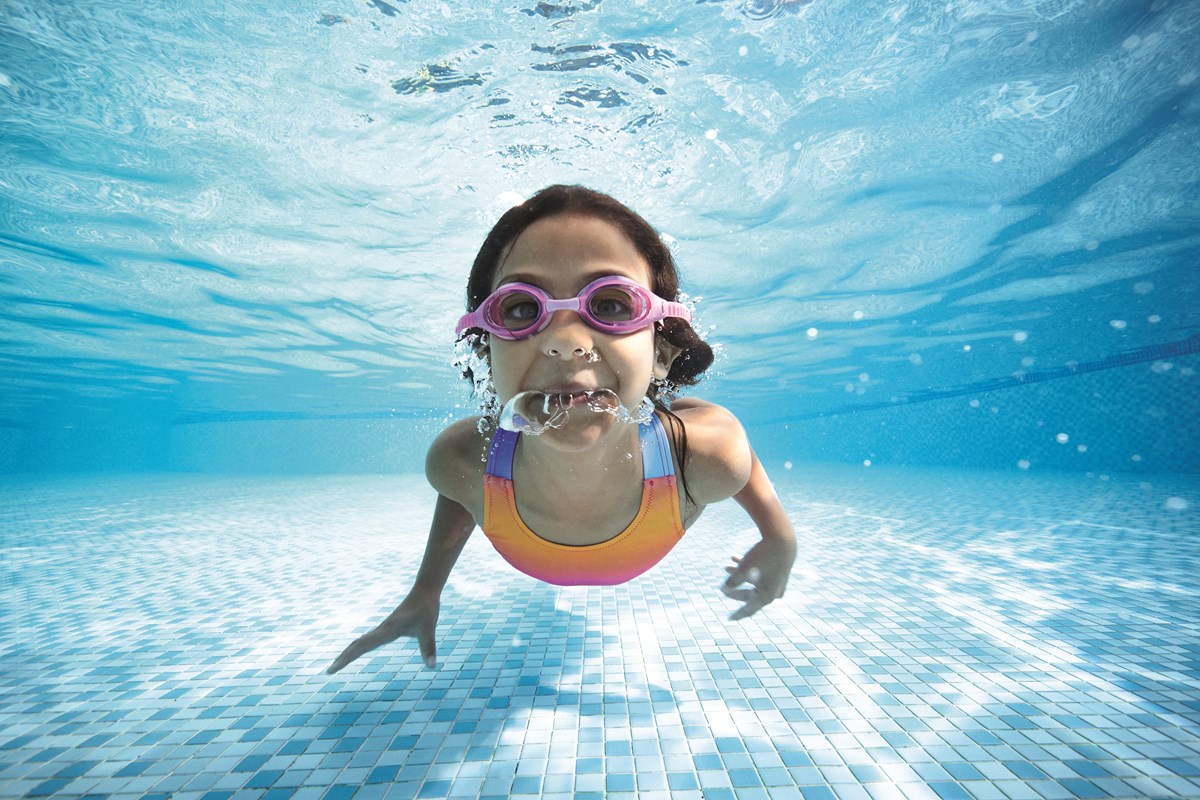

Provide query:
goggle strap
left=659, top=300, right=692, bottom=323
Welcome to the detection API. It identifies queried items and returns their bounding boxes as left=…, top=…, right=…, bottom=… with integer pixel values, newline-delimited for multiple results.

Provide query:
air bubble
left=1013, top=331, right=1028, bottom=343
left=806, top=327, right=819, bottom=339
left=452, top=333, right=501, bottom=431
left=498, top=389, right=653, bottom=435
left=1017, top=459, right=1030, bottom=470
left=784, top=461, right=793, bottom=470
left=1164, top=496, right=1188, bottom=511
left=705, top=129, right=719, bottom=140
left=1110, top=319, right=1127, bottom=330
left=1056, top=433, right=1069, bottom=444
left=992, top=153, right=1004, bottom=163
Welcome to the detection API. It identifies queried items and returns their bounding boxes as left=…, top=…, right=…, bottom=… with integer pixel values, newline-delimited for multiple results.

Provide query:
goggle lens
left=586, top=285, right=640, bottom=324
left=486, top=282, right=644, bottom=335
left=492, top=291, right=542, bottom=333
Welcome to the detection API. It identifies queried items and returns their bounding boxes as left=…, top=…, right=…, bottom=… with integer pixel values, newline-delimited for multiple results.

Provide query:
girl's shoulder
left=425, top=417, right=489, bottom=510
left=665, top=398, right=753, bottom=504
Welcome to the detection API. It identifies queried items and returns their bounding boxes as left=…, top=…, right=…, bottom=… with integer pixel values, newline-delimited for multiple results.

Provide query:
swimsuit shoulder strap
left=485, top=426, right=519, bottom=479
left=639, top=413, right=675, bottom=481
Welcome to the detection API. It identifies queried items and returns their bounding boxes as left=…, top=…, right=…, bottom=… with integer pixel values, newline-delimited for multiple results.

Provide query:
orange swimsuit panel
left=481, top=414, right=686, bottom=586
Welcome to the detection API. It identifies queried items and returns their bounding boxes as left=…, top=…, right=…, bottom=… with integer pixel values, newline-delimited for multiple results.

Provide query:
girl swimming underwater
left=328, top=185, right=796, bottom=673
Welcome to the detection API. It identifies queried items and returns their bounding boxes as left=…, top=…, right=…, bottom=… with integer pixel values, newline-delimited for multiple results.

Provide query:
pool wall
left=1, top=354, right=1196, bottom=475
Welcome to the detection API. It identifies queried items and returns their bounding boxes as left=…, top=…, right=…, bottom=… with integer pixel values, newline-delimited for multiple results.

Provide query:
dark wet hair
left=463, top=184, right=714, bottom=392
left=461, top=184, right=715, bottom=505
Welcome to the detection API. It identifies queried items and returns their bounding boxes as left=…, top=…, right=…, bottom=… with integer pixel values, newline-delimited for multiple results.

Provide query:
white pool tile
left=2, top=467, right=1198, bottom=799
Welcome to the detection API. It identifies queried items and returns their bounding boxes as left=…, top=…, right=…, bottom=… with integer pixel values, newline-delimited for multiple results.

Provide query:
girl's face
left=487, top=214, right=674, bottom=435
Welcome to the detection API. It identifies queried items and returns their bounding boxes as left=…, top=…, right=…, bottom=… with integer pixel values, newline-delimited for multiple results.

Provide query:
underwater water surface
left=0, top=0, right=1197, bottom=469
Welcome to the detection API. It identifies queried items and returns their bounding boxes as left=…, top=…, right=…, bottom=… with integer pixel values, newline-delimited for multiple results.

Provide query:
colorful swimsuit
left=482, top=413, right=686, bottom=586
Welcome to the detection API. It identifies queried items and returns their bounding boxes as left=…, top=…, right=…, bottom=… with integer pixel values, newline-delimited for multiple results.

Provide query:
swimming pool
left=2, top=1, right=1198, bottom=798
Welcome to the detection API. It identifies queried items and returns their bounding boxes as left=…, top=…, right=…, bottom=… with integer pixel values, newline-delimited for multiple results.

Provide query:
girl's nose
left=541, top=310, right=595, bottom=359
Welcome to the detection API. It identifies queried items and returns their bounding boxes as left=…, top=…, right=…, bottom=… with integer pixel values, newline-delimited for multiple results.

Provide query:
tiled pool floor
left=2, top=465, right=1198, bottom=800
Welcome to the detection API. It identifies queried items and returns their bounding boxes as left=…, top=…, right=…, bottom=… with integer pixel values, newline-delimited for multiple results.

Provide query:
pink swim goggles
left=456, top=275, right=692, bottom=341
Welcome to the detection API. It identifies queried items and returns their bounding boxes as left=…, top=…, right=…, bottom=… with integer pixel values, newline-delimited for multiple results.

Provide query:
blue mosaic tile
left=2, top=470, right=1198, bottom=800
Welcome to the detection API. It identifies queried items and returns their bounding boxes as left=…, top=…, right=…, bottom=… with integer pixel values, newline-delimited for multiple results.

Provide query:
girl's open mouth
left=501, top=389, right=621, bottom=434
left=554, top=391, right=597, bottom=407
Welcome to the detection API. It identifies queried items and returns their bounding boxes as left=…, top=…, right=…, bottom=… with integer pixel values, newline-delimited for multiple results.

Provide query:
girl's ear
left=653, top=335, right=682, bottom=380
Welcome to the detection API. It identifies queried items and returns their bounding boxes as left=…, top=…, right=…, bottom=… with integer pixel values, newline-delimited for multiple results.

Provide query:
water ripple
left=0, top=0, right=1195, bottom=427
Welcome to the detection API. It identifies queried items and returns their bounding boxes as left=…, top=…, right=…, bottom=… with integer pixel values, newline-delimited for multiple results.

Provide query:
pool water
left=2, top=0, right=1200, bottom=798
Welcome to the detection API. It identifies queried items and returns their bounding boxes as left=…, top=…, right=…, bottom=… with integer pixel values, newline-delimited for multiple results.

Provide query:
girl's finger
left=730, top=600, right=766, bottom=621
left=326, top=641, right=363, bottom=674
left=418, top=624, right=438, bottom=670
left=724, top=565, right=761, bottom=587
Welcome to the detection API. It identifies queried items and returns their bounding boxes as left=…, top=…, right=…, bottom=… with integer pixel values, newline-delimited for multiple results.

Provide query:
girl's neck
left=514, top=419, right=645, bottom=498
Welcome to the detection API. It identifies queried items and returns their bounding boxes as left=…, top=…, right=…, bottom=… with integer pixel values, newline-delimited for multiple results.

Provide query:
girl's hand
left=326, top=591, right=440, bottom=673
left=721, top=537, right=793, bottom=621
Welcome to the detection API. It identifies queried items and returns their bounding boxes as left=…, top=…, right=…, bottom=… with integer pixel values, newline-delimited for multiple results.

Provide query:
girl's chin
left=537, top=409, right=619, bottom=448
left=547, top=407, right=614, bottom=438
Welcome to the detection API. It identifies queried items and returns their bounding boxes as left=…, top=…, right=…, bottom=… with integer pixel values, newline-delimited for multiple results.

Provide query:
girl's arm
left=327, top=421, right=483, bottom=674
left=723, top=450, right=797, bottom=620
left=671, top=398, right=797, bottom=620
left=325, top=493, right=475, bottom=673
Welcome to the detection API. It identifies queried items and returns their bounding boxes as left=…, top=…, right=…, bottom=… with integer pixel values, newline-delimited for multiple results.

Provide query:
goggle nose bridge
left=540, top=296, right=590, bottom=315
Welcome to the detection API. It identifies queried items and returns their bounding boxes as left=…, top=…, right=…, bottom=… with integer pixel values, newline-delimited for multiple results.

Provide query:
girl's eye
left=498, top=295, right=541, bottom=328
left=588, top=287, right=636, bottom=321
